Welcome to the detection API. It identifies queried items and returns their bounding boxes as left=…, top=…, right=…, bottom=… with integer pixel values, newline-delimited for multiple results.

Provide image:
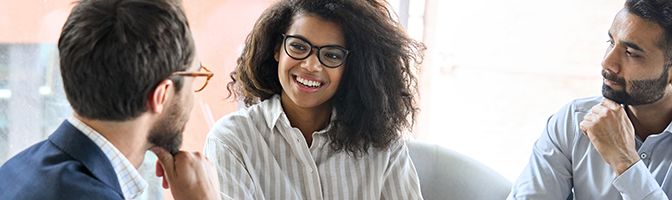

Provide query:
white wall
left=417, top=0, right=623, bottom=181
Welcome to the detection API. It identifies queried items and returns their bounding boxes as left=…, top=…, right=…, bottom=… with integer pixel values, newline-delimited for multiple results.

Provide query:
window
left=0, top=44, right=69, bottom=162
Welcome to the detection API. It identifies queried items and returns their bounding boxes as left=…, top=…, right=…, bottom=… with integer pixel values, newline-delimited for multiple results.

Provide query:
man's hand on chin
left=580, top=98, right=640, bottom=175
left=152, top=146, right=221, bottom=200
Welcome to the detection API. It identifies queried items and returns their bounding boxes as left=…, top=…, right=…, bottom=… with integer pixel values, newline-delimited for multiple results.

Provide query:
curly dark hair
left=227, top=0, right=425, bottom=155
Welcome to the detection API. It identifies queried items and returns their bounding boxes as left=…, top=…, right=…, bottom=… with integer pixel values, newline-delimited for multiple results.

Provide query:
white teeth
left=296, top=76, right=322, bottom=88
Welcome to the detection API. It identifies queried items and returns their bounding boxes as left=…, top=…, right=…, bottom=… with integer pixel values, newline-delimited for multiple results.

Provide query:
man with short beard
left=0, top=0, right=221, bottom=199
left=509, top=0, right=672, bottom=199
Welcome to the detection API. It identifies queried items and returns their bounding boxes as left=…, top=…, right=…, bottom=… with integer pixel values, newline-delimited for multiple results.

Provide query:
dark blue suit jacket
left=0, top=121, right=125, bottom=199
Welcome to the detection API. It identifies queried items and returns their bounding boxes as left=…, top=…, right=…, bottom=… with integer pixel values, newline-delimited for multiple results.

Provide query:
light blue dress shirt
left=508, top=96, right=672, bottom=200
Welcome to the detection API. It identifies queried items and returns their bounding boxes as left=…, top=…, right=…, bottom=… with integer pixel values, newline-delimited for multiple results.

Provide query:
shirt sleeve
left=508, top=108, right=575, bottom=200
left=204, top=130, right=262, bottom=200
left=612, top=161, right=669, bottom=200
left=381, top=140, right=424, bottom=200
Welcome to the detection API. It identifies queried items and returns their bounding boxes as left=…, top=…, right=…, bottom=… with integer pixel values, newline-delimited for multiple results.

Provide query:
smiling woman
left=206, top=0, right=425, bottom=199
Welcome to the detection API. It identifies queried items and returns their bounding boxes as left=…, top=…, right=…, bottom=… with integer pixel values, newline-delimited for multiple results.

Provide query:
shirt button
left=640, top=153, right=648, bottom=159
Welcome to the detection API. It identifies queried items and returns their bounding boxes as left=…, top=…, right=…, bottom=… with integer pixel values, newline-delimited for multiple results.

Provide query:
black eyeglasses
left=282, top=34, right=350, bottom=68
left=172, top=64, right=214, bottom=92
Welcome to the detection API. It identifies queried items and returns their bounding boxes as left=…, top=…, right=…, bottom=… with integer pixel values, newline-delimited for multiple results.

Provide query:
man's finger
left=153, top=157, right=170, bottom=189
left=591, top=104, right=609, bottom=116
left=151, top=147, right=175, bottom=174
left=601, top=99, right=621, bottom=110
left=162, top=177, right=169, bottom=189
left=579, top=120, right=591, bottom=134
left=583, top=112, right=595, bottom=122
left=155, top=160, right=164, bottom=177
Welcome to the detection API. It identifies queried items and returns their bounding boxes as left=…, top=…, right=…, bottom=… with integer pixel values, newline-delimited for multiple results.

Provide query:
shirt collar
left=67, top=117, right=148, bottom=199
left=663, top=120, right=672, bottom=135
left=263, top=95, right=284, bottom=129
left=262, top=95, right=337, bottom=134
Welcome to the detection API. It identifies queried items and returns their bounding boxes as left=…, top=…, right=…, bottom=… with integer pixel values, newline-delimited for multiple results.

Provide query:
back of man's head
left=58, top=0, right=194, bottom=121
left=626, top=0, right=672, bottom=61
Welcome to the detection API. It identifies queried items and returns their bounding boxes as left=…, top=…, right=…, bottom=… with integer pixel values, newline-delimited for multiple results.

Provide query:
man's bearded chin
left=147, top=102, right=187, bottom=155
left=601, top=69, right=668, bottom=105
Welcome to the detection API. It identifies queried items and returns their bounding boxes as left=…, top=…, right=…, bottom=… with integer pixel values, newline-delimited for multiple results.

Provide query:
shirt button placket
left=639, top=152, right=651, bottom=166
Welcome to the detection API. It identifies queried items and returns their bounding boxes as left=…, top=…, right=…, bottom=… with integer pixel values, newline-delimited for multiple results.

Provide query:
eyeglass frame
left=171, top=64, right=214, bottom=92
left=281, top=34, right=350, bottom=68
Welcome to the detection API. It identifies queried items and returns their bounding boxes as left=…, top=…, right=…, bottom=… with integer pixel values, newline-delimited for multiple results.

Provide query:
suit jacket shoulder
left=0, top=121, right=124, bottom=200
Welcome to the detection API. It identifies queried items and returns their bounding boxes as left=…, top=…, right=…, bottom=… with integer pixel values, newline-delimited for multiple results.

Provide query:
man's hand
left=151, top=146, right=220, bottom=200
left=579, top=99, right=640, bottom=175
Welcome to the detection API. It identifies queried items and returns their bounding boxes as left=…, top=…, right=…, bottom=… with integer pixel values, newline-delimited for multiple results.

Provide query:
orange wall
left=180, top=0, right=271, bottom=151
left=0, top=0, right=73, bottom=43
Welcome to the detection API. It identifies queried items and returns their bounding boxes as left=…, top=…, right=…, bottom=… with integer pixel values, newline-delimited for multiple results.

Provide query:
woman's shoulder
left=385, top=138, right=408, bottom=154
left=357, top=138, right=408, bottom=158
left=208, top=99, right=276, bottom=143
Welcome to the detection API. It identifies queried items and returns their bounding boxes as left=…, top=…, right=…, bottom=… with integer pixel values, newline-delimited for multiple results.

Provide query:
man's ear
left=148, top=79, right=174, bottom=114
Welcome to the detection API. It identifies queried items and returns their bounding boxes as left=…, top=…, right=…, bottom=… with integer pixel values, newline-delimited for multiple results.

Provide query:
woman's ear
left=148, top=79, right=174, bottom=114
left=274, top=47, right=280, bottom=62
left=274, top=42, right=283, bottom=62
left=668, top=65, right=672, bottom=84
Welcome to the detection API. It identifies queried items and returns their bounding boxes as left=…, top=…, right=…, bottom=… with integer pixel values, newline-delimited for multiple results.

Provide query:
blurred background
left=0, top=0, right=621, bottom=199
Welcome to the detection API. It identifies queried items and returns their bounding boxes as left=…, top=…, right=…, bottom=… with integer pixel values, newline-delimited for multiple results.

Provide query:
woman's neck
left=280, top=94, right=332, bottom=146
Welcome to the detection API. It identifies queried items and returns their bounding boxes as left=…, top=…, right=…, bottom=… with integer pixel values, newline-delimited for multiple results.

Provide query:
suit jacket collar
left=48, top=120, right=123, bottom=197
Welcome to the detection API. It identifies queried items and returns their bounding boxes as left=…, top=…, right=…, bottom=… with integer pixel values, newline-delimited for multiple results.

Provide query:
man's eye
left=625, top=50, right=641, bottom=58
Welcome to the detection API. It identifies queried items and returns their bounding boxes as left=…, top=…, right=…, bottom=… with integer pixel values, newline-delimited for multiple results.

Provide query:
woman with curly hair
left=205, top=0, right=425, bottom=199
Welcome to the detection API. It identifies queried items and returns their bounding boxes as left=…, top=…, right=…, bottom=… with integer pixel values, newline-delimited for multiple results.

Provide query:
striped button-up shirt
left=68, top=117, right=147, bottom=199
left=205, top=95, right=423, bottom=200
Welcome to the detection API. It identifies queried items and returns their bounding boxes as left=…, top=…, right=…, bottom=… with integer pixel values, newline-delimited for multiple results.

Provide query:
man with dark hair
left=509, top=0, right=672, bottom=199
left=0, top=0, right=221, bottom=199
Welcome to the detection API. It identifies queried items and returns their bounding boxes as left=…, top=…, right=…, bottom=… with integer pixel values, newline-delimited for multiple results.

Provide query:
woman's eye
left=325, top=53, right=343, bottom=60
left=290, top=43, right=308, bottom=51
